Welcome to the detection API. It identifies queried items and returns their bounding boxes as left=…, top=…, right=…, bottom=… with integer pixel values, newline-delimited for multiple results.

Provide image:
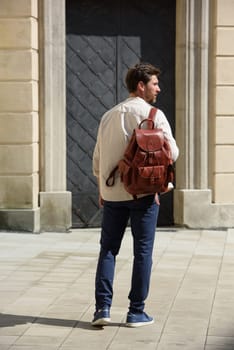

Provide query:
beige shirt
left=93, top=97, right=179, bottom=201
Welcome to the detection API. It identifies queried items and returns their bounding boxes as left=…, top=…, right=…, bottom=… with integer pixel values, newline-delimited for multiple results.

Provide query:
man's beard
left=149, top=96, right=156, bottom=104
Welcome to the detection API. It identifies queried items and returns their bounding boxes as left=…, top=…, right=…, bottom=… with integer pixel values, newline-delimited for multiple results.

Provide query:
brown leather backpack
left=106, top=107, right=174, bottom=198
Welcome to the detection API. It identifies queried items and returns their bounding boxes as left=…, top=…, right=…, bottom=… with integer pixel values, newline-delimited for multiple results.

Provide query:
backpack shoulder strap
left=148, top=107, right=157, bottom=120
left=147, top=107, right=157, bottom=128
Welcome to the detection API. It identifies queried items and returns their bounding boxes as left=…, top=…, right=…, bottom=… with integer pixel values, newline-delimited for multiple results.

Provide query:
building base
left=39, top=191, right=72, bottom=232
left=174, top=189, right=234, bottom=229
left=0, top=192, right=72, bottom=233
left=0, top=208, right=40, bottom=233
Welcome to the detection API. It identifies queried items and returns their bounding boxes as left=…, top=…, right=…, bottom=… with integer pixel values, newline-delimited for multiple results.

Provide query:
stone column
left=174, top=0, right=234, bottom=228
left=175, top=0, right=210, bottom=190
left=39, top=0, right=71, bottom=231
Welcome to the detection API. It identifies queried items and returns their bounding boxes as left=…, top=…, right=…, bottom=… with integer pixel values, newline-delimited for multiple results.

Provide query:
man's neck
left=129, top=92, right=142, bottom=98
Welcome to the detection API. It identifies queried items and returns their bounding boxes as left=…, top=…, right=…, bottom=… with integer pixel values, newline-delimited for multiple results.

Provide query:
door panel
left=66, top=0, right=176, bottom=227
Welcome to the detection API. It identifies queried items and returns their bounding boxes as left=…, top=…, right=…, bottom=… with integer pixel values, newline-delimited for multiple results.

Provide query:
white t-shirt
left=93, top=97, right=179, bottom=201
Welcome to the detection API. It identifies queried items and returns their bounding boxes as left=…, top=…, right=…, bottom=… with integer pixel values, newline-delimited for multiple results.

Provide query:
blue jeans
left=95, top=194, right=159, bottom=313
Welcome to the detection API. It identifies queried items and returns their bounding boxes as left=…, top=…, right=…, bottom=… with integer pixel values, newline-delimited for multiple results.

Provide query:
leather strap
left=106, top=165, right=118, bottom=187
left=147, top=107, right=157, bottom=128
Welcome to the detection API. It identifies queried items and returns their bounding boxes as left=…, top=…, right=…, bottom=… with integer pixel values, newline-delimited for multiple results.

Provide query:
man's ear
left=137, top=81, right=145, bottom=93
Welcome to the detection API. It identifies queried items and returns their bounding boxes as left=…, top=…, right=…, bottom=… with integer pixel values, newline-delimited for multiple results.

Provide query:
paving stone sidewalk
left=0, top=227, right=234, bottom=350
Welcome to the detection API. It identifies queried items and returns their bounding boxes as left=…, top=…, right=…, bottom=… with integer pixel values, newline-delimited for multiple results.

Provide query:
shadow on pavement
left=0, top=313, right=122, bottom=330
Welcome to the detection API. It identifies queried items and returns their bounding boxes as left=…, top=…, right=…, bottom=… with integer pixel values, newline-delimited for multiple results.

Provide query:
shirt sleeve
left=155, top=109, right=179, bottom=162
left=92, top=127, right=101, bottom=178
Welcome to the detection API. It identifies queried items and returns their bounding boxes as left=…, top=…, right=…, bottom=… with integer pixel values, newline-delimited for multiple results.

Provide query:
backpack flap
left=135, top=128, right=164, bottom=152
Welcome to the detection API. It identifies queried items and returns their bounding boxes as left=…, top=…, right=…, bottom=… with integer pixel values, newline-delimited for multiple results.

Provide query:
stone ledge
left=174, top=189, right=234, bottom=229
left=0, top=208, right=40, bottom=232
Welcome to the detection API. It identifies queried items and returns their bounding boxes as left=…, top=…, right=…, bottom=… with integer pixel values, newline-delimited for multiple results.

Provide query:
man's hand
left=99, top=195, right=104, bottom=208
left=155, top=193, right=160, bottom=205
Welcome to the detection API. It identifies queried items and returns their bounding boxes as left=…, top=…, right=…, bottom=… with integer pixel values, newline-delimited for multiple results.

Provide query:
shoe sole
left=92, top=317, right=111, bottom=326
left=126, top=319, right=154, bottom=328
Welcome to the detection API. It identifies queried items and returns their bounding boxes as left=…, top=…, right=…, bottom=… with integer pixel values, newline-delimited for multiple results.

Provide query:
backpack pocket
left=137, top=165, right=168, bottom=193
left=138, top=165, right=165, bottom=182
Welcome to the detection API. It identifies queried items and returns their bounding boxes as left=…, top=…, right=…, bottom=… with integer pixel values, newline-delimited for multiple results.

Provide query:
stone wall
left=214, top=0, right=234, bottom=203
left=0, top=0, right=40, bottom=231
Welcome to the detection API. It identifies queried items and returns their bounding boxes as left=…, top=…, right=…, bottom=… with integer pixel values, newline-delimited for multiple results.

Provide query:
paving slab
left=0, top=228, right=233, bottom=349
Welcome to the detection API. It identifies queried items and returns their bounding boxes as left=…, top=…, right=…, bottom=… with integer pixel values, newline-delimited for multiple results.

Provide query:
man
left=92, top=62, right=179, bottom=327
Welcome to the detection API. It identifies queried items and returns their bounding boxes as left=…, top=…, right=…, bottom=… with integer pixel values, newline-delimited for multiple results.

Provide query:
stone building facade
left=174, top=0, right=234, bottom=228
left=0, top=0, right=233, bottom=232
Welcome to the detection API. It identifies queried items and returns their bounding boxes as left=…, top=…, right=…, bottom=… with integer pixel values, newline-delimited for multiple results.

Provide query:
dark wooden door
left=66, top=0, right=176, bottom=227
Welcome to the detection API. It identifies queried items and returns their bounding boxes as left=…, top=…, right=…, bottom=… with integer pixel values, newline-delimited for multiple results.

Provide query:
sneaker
left=126, top=311, right=154, bottom=328
left=91, top=308, right=111, bottom=326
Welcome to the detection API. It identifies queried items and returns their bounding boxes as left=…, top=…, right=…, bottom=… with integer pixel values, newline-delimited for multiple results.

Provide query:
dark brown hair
left=125, top=62, right=161, bottom=93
